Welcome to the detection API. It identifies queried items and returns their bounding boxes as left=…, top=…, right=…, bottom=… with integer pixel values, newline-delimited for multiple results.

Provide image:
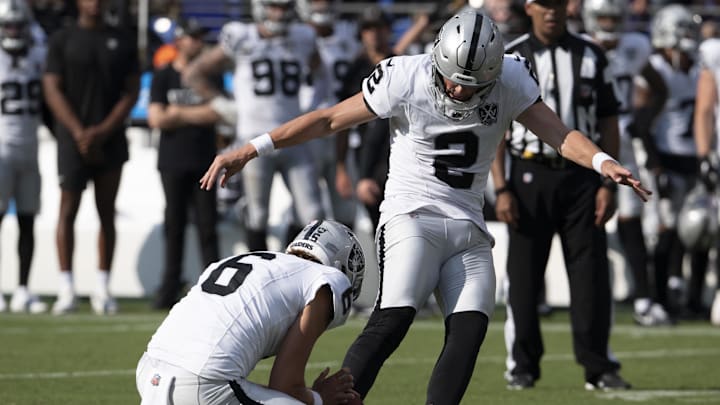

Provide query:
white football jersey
left=606, top=32, right=652, bottom=134
left=649, top=53, right=698, bottom=156
left=0, top=44, right=46, bottom=158
left=220, top=22, right=317, bottom=140
left=699, top=38, right=720, bottom=153
left=362, top=54, right=540, bottom=238
left=146, top=252, right=353, bottom=381
left=314, top=29, right=361, bottom=107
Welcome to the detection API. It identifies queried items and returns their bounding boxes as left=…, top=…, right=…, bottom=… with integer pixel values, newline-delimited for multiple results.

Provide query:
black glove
left=698, top=155, right=719, bottom=192
left=656, top=171, right=672, bottom=199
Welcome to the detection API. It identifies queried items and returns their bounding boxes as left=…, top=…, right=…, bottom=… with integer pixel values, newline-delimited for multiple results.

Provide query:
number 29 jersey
left=0, top=44, right=46, bottom=159
left=362, top=54, right=540, bottom=239
left=146, top=252, right=352, bottom=381
left=219, top=22, right=317, bottom=140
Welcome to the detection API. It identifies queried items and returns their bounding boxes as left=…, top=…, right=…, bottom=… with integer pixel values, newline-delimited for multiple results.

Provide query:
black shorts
left=56, top=130, right=129, bottom=192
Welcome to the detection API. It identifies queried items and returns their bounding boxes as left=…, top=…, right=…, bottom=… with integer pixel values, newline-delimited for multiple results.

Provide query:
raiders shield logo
left=478, top=103, right=498, bottom=126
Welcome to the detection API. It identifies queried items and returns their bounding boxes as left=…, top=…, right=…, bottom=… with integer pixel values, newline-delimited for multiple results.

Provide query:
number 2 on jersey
left=201, top=252, right=276, bottom=296
left=433, top=131, right=479, bottom=189
left=1, top=79, right=41, bottom=115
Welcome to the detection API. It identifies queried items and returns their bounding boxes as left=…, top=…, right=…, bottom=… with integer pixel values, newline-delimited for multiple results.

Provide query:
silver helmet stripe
left=463, top=14, right=483, bottom=76
left=302, top=219, right=324, bottom=240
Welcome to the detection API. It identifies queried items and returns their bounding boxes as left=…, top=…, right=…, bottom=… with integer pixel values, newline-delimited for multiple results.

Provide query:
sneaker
left=506, top=372, right=535, bottom=390
left=10, top=288, right=48, bottom=314
left=633, top=303, right=672, bottom=326
left=52, top=289, right=77, bottom=315
left=585, top=372, right=631, bottom=391
left=710, top=291, right=720, bottom=327
left=90, top=291, right=118, bottom=315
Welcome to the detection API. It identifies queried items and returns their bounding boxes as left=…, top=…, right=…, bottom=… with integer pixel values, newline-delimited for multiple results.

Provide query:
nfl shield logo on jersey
left=150, top=373, right=161, bottom=386
left=478, top=103, right=498, bottom=126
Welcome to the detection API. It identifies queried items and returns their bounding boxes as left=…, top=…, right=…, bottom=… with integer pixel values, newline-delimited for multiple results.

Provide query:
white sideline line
left=1, top=348, right=719, bottom=381
left=2, top=318, right=718, bottom=337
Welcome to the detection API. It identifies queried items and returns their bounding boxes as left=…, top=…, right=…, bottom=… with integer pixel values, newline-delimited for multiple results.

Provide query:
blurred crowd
left=0, top=0, right=719, bottom=332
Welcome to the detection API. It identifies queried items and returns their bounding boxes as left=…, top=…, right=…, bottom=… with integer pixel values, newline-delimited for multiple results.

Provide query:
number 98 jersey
left=146, top=252, right=352, bottom=381
left=0, top=43, right=45, bottom=159
left=219, top=22, right=317, bottom=140
left=361, top=54, right=540, bottom=236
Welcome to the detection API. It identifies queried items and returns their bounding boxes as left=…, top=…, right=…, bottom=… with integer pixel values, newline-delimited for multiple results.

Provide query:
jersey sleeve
left=44, top=29, right=66, bottom=75
left=307, top=269, right=353, bottom=330
left=149, top=67, right=169, bottom=105
left=361, top=57, right=404, bottom=119
left=501, top=55, right=542, bottom=119
left=218, top=22, right=248, bottom=58
left=700, top=38, right=720, bottom=71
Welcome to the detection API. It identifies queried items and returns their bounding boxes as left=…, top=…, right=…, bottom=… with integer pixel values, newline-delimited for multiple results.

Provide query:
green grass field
left=1, top=300, right=719, bottom=405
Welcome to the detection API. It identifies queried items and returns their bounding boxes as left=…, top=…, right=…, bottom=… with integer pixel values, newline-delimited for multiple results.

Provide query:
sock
left=97, top=270, right=110, bottom=295
left=59, top=271, right=74, bottom=295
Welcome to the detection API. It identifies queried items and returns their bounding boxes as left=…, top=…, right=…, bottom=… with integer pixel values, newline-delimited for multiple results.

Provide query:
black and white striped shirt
left=505, top=31, right=619, bottom=159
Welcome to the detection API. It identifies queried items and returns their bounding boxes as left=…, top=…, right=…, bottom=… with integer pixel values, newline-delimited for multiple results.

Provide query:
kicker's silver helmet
left=678, top=184, right=719, bottom=251
left=252, top=0, right=296, bottom=36
left=0, top=0, right=32, bottom=53
left=581, top=0, right=626, bottom=42
left=286, top=220, right=366, bottom=301
left=431, top=11, right=504, bottom=120
left=651, top=4, right=699, bottom=53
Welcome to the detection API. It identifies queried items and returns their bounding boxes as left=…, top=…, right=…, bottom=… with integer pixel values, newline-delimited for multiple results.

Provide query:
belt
left=513, top=151, right=569, bottom=169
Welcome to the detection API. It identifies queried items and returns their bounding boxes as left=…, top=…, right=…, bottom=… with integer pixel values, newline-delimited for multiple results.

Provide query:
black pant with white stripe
left=505, top=158, right=620, bottom=383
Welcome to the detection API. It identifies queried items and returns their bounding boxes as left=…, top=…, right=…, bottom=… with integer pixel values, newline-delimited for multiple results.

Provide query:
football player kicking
left=199, top=11, right=651, bottom=405
left=137, top=220, right=364, bottom=405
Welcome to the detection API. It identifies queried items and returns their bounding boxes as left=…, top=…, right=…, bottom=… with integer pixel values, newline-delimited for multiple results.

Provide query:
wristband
left=311, top=390, right=323, bottom=405
left=592, top=152, right=616, bottom=175
left=249, top=133, right=275, bottom=157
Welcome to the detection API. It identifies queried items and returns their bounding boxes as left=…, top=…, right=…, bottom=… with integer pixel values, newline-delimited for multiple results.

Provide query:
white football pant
left=136, top=353, right=305, bottom=405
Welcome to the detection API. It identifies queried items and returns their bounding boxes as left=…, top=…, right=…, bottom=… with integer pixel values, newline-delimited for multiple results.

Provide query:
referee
left=490, top=0, right=631, bottom=391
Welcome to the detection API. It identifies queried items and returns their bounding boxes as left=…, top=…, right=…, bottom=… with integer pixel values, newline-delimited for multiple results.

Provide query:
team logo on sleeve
left=477, top=103, right=498, bottom=126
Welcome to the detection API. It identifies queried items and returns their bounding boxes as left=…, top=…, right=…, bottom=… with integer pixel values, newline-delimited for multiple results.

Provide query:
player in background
left=296, top=0, right=359, bottom=231
left=582, top=0, right=671, bottom=326
left=184, top=0, right=325, bottom=252
left=643, top=4, right=705, bottom=320
left=199, top=11, right=650, bottom=404
left=0, top=0, right=47, bottom=314
left=137, top=220, right=364, bottom=405
left=693, top=34, right=720, bottom=326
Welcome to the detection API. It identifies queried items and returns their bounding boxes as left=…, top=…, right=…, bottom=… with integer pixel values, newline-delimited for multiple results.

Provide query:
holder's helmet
left=286, top=220, right=365, bottom=301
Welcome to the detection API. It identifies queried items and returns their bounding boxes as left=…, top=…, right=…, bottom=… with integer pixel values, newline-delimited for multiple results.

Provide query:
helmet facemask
left=0, top=0, right=32, bottom=54
left=582, top=0, right=626, bottom=43
left=430, top=11, right=504, bottom=121
left=252, top=0, right=296, bottom=36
